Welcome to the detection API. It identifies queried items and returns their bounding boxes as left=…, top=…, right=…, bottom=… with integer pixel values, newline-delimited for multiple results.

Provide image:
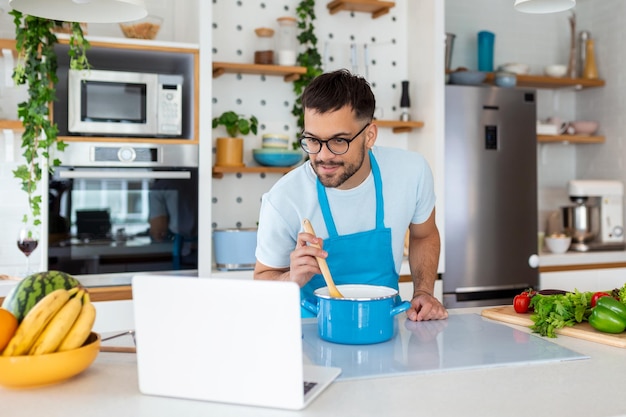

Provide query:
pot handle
left=390, top=301, right=411, bottom=317
left=301, top=297, right=319, bottom=315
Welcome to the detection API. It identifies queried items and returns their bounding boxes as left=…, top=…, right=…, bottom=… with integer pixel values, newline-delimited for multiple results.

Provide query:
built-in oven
left=48, top=142, right=198, bottom=275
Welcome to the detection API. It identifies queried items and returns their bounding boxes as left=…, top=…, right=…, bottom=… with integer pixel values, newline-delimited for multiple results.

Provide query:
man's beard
left=312, top=145, right=366, bottom=188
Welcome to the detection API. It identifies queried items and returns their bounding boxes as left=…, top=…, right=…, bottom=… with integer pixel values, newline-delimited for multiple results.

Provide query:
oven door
left=48, top=166, right=198, bottom=274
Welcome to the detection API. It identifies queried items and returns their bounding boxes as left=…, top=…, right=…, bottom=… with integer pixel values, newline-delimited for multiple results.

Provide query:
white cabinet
left=540, top=268, right=626, bottom=292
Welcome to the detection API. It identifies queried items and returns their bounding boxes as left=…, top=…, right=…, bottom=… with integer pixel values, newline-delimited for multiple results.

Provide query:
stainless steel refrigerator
left=443, top=85, right=538, bottom=308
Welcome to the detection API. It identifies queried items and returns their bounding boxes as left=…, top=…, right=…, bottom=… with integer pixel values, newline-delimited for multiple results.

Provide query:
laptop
left=131, top=275, right=341, bottom=410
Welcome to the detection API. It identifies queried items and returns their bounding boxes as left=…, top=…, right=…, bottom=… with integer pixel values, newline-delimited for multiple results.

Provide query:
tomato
left=591, top=291, right=611, bottom=308
left=513, top=293, right=532, bottom=313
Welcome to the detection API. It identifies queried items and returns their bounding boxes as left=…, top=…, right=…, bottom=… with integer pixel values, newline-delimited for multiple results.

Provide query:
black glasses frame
left=299, top=123, right=370, bottom=155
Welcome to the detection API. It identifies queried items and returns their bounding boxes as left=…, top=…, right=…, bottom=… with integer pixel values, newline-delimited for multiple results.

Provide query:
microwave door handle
left=58, top=170, right=191, bottom=180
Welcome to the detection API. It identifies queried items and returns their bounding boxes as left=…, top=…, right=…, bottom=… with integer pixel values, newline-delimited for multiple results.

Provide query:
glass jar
left=275, top=16, right=297, bottom=66
left=254, top=27, right=275, bottom=65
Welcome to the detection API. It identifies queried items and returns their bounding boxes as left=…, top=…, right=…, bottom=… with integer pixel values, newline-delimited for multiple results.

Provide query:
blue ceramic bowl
left=253, top=149, right=303, bottom=167
left=449, top=71, right=487, bottom=85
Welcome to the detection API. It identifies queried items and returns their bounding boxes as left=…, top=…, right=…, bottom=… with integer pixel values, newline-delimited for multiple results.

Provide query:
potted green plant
left=10, top=11, right=90, bottom=232
left=212, top=111, right=258, bottom=167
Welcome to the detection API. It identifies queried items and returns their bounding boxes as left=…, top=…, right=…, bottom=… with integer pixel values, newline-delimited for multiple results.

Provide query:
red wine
left=17, top=238, right=39, bottom=257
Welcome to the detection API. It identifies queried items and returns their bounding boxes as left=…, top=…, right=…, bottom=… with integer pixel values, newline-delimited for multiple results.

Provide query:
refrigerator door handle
left=528, top=254, right=539, bottom=268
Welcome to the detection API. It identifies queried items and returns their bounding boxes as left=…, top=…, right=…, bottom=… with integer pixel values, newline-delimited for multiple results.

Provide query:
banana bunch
left=1, top=287, right=96, bottom=356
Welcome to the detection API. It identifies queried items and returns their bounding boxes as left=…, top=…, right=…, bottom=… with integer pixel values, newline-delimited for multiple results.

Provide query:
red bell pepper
left=591, top=291, right=611, bottom=308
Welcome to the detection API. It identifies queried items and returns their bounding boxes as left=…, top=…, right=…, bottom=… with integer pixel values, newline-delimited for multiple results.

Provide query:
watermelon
left=2, top=271, right=81, bottom=323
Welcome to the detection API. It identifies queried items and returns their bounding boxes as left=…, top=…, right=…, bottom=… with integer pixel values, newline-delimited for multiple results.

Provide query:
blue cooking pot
left=301, top=284, right=411, bottom=345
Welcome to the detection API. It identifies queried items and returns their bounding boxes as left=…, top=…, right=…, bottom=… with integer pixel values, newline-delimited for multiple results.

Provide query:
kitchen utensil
left=0, top=332, right=100, bottom=388
left=482, top=306, right=626, bottom=348
left=570, top=120, right=599, bottom=135
left=494, top=71, right=516, bottom=88
left=302, top=219, right=343, bottom=298
left=449, top=71, right=486, bottom=85
left=498, top=63, right=530, bottom=75
left=561, top=204, right=596, bottom=244
left=544, top=64, right=567, bottom=77
left=119, top=15, right=162, bottom=40
left=301, top=284, right=411, bottom=344
left=261, top=133, right=289, bottom=149
left=544, top=234, right=572, bottom=254
left=252, top=148, right=303, bottom=167
left=445, top=33, right=455, bottom=72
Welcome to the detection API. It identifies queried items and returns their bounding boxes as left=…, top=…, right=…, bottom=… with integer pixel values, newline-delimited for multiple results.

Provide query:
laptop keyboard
left=303, top=381, right=318, bottom=395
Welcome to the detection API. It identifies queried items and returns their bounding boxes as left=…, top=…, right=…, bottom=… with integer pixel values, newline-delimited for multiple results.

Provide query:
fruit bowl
left=253, top=149, right=303, bottom=167
left=119, top=15, right=163, bottom=40
left=0, top=332, right=100, bottom=388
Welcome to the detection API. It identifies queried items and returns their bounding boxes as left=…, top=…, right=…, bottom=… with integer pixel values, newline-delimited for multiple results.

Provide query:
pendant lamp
left=514, top=0, right=575, bottom=13
left=8, top=0, right=148, bottom=23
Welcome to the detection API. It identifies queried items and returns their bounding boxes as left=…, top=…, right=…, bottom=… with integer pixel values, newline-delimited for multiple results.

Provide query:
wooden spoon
left=302, top=219, right=343, bottom=298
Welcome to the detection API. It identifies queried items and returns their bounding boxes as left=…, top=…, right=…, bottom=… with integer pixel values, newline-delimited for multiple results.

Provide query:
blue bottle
left=477, top=31, right=495, bottom=72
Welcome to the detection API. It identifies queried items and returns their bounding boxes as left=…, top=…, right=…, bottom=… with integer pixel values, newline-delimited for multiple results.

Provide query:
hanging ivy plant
left=292, top=0, right=323, bottom=147
left=10, top=11, right=90, bottom=227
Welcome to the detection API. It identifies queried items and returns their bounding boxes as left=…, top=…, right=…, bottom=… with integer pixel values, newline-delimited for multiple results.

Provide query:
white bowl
left=498, top=63, right=530, bottom=75
left=544, top=235, right=572, bottom=254
left=544, top=64, right=567, bottom=78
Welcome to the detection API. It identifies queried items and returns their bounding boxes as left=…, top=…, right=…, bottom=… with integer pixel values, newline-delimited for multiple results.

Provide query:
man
left=254, top=69, right=447, bottom=321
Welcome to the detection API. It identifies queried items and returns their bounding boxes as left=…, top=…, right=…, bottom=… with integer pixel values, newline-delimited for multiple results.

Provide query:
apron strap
left=316, top=150, right=384, bottom=237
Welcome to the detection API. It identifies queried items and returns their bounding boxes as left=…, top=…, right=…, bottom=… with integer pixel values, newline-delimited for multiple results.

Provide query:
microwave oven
left=68, top=69, right=183, bottom=137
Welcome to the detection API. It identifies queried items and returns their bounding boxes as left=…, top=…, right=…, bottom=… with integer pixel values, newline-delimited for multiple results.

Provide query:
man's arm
left=406, top=208, right=448, bottom=321
left=254, top=230, right=326, bottom=288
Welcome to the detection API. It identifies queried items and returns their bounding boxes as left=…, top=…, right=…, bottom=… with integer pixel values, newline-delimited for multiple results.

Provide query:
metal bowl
left=561, top=204, right=597, bottom=243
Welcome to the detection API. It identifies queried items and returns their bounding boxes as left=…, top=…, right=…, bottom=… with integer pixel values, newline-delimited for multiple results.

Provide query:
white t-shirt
left=255, top=146, right=436, bottom=274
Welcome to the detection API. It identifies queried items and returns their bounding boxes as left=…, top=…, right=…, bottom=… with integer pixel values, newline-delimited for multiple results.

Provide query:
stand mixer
left=561, top=180, right=625, bottom=251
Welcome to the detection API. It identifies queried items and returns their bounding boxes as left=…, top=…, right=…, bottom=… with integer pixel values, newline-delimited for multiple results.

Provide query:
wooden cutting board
left=481, top=305, right=626, bottom=348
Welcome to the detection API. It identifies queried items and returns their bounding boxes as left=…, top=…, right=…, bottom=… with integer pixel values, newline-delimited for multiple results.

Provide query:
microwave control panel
left=157, top=74, right=184, bottom=136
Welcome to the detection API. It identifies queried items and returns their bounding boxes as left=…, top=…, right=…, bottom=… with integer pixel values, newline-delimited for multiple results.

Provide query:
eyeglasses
left=299, top=123, right=370, bottom=155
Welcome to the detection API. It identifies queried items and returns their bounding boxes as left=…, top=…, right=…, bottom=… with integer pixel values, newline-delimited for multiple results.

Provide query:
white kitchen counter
left=3, top=308, right=626, bottom=417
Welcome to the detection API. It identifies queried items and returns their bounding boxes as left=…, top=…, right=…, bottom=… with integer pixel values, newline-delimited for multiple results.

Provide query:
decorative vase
left=215, top=137, right=245, bottom=167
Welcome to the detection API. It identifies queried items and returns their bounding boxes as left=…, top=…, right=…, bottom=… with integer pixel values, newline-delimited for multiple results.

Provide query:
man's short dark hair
left=301, top=69, right=375, bottom=122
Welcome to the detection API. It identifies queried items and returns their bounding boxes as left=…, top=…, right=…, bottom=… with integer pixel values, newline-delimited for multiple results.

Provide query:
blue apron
left=301, top=150, right=398, bottom=316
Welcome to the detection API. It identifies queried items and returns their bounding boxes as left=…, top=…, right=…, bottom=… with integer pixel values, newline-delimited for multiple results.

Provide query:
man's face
left=302, top=106, right=375, bottom=190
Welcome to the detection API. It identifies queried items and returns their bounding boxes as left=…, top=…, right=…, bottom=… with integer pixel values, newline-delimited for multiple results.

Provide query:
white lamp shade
left=514, top=0, right=576, bottom=13
left=9, top=0, right=148, bottom=23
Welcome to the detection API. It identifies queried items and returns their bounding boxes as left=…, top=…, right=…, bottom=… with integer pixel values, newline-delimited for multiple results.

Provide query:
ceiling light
left=514, top=0, right=576, bottom=13
left=8, top=0, right=148, bottom=23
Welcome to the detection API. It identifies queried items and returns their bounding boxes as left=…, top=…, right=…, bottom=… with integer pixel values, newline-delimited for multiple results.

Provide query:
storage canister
left=276, top=16, right=297, bottom=66
left=213, top=228, right=258, bottom=270
left=254, top=27, right=274, bottom=65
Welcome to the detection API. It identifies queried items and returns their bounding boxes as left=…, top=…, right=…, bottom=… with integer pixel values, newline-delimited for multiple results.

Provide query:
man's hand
left=287, top=231, right=327, bottom=287
left=406, top=291, right=448, bottom=321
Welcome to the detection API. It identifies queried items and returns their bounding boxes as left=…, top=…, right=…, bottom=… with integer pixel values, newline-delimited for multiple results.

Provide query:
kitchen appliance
left=562, top=179, right=624, bottom=251
left=48, top=142, right=198, bottom=274
left=68, top=69, right=183, bottom=137
left=444, top=85, right=539, bottom=308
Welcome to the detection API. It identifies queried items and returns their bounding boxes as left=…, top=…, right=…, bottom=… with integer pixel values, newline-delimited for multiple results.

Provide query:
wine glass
left=16, top=226, right=40, bottom=277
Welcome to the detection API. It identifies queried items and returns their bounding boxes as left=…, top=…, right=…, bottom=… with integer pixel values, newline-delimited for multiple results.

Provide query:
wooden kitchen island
left=3, top=307, right=626, bottom=417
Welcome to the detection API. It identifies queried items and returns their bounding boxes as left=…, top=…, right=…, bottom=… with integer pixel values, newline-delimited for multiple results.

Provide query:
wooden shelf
left=212, top=62, right=307, bottom=82
left=327, top=0, right=395, bottom=18
left=484, top=73, right=605, bottom=90
left=374, top=119, right=424, bottom=133
left=59, top=136, right=198, bottom=145
left=537, top=134, right=605, bottom=144
left=0, top=120, right=24, bottom=132
left=212, top=165, right=297, bottom=179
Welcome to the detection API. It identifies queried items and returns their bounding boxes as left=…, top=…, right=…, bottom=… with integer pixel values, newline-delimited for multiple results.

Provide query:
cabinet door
left=540, top=268, right=626, bottom=292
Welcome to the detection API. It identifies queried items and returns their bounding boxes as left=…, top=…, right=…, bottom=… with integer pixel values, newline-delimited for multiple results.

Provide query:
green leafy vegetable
left=529, top=290, right=593, bottom=338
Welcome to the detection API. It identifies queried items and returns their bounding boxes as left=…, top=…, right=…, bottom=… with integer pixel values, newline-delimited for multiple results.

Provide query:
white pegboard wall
left=211, top=0, right=409, bottom=228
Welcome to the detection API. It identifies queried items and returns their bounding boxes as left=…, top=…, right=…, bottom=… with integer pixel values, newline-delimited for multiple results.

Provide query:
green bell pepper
left=589, top=297, right=626, bottom=334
